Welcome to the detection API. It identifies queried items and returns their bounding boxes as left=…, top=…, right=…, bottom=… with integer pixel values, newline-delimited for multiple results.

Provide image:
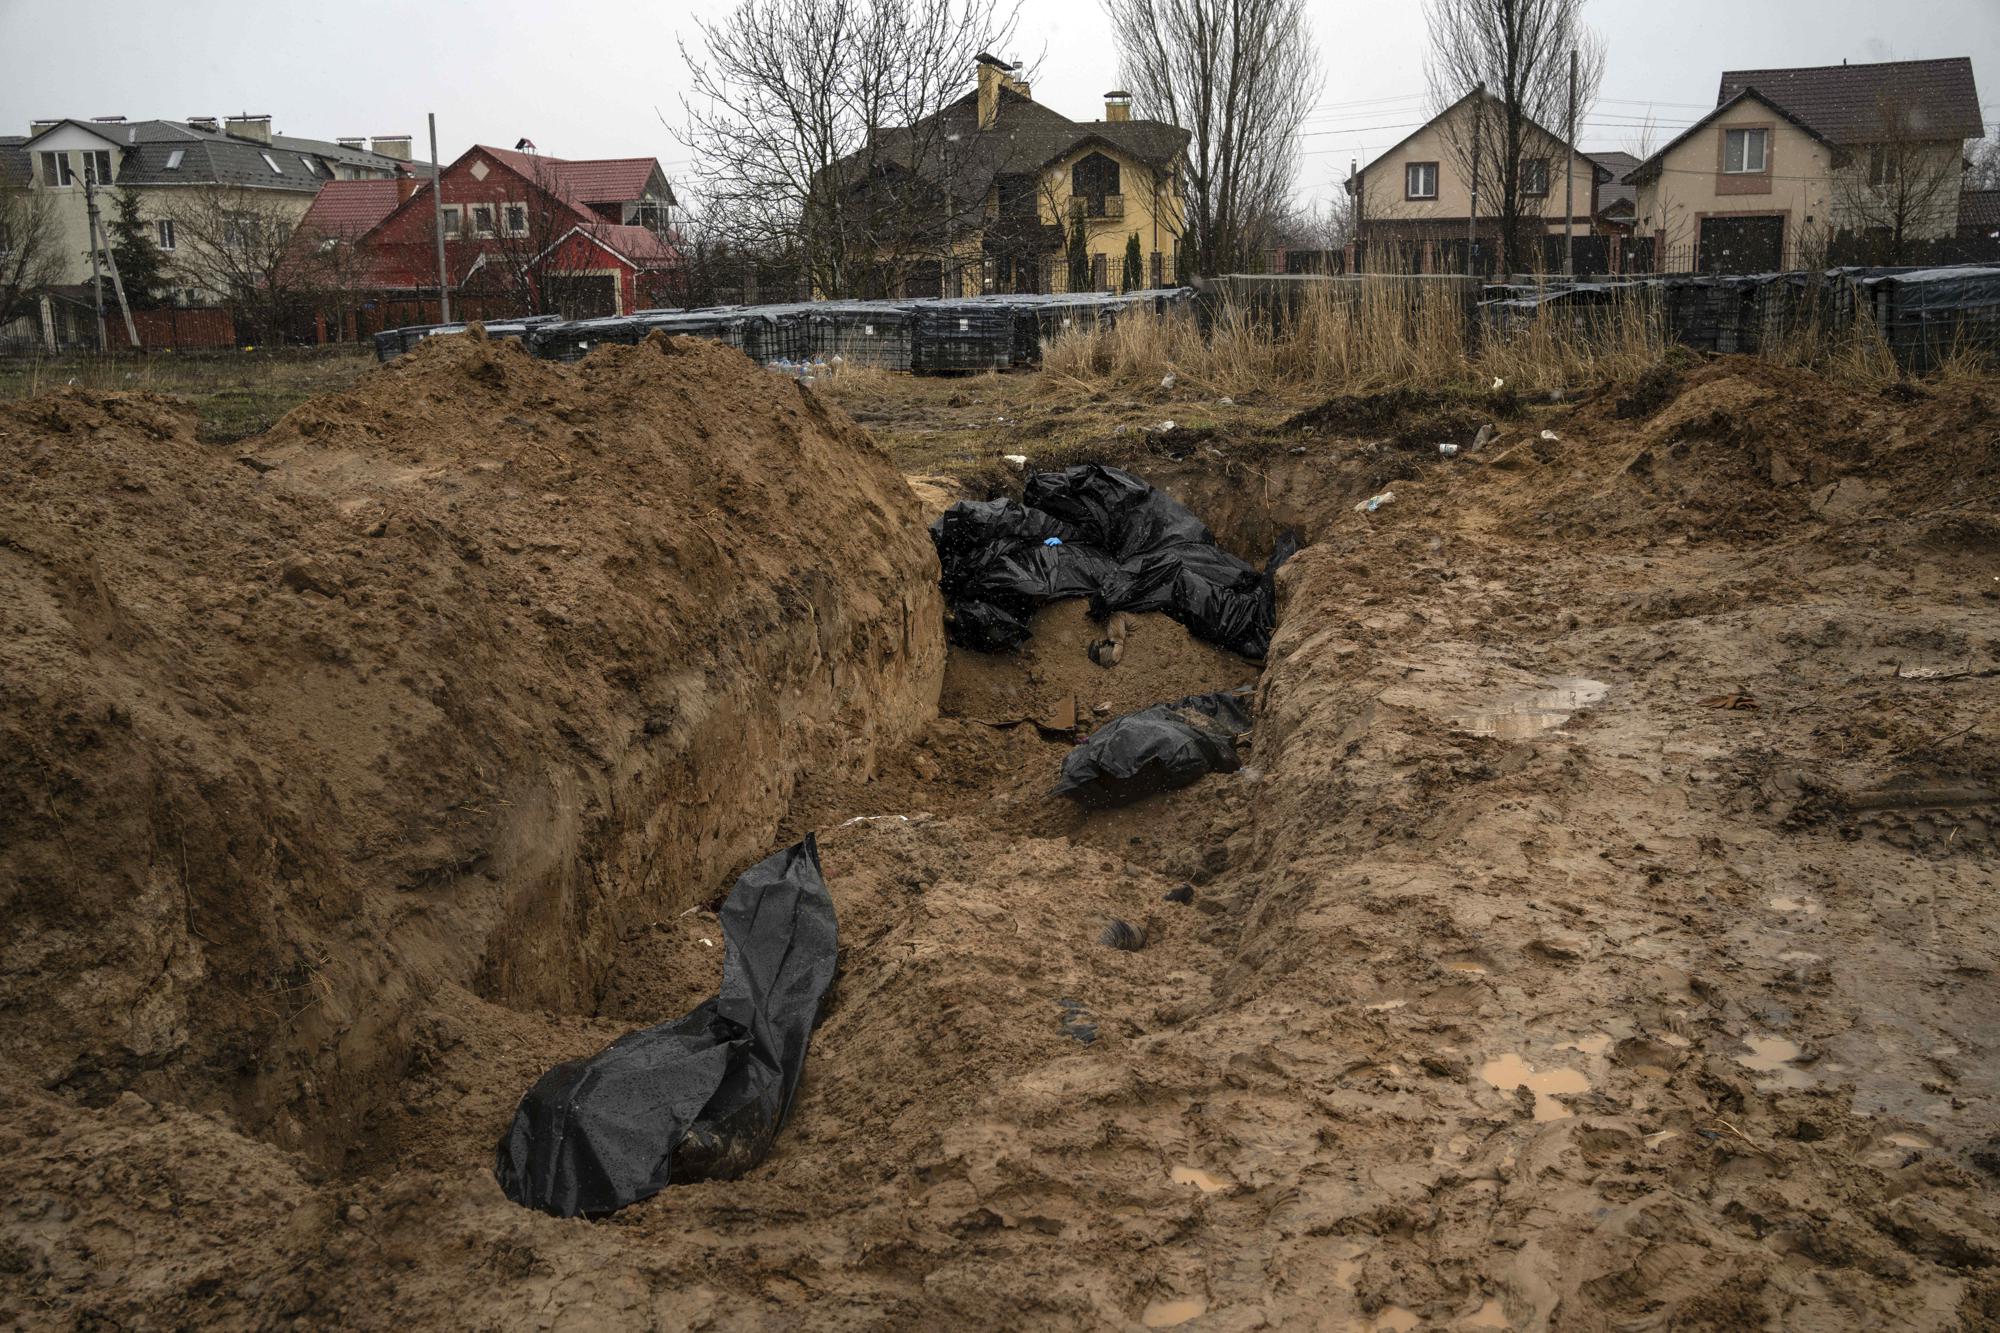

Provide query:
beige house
left=1626, top=58, right=1984, bottom=271
left=6, top=115, right=407, bottom=345
left=1349, top=90, right=1605, bottom=266
left=836, top=54, right=1190, bottom=295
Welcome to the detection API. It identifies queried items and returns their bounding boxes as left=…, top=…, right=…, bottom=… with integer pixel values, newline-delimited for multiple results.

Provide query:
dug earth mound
left=3, top=347, right=1999, bottom=1330
left=0, top=332, right=943, bottom=1164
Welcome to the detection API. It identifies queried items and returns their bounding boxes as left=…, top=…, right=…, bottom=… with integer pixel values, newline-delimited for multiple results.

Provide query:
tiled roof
left=1961, top=188, right=2000, bottom=231
left=23, top=117, right=410, bottom=191
left=594, top=223, right=678, bottom=264
left=853, top=86, right=1191, bottom=203
left=546, top=158, right=664, bottom=204
left=0, top=136, right=29, bottom=188
left=1624, top=89, right=1843, bottom=185
left=297, top=178, right=406, bottom=237
left=1587, top=150, right=1640, bottom=214
left=1717, top=58, right=1983, bottom=144
left=478, top=147, right=673, bottom=210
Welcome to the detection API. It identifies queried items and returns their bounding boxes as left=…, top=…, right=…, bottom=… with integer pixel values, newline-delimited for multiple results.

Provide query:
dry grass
left=0, top=345, right=376, bottom=440
left=1042, top=276, right=1940, bottom=400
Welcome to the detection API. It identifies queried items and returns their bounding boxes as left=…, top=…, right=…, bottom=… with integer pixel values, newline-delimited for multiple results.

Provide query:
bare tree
left=164, top=187, right=325, bottom=343
left=0, top=180, right=65, bottom=337
left=1424, top=0, right=1603, bottom=273
left=681, top=0, right=1020, bottom=299
left=1103, top=0, right=1319, bottom=277
left=1971, top=133, right=2000, bottom=192
left=1832, top=92, right=1973, bottom=263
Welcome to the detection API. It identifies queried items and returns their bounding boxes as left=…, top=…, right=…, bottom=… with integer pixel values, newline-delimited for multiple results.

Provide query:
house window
left=472, top=204, right=496, bottom=235
left=440, top=205, right=462, bottom=236
left=40, top=151, right=74, bottom=187
left=260, top=151, right=283, bottom=175
left=223, top=212, right=256, bottom=249
left=1868, top=146, right=1899, bottom=187
left=1520, top=157, right=1548, bottom=196
left=633, top=199, right=668, bottom=231
left=504, top=203, right=528, bottom=236
left=1723, top=128, right=1767, bottom=174
left=83, top=150, right=113, bottom=184
left=1405, top=161, right=1438, bottom=199
left=1071, top=152, right=1122, bottom=216
left=164, top=149, right=185, bottom=170
left=156, top=218, right=177, bottom=250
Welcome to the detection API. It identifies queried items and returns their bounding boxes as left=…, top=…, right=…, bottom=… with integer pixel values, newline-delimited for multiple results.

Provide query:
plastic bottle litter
left=1354, top=491, right=1396, bottom=513
left=1043, top=536, right=1064, bottom=547
left=1471, top=423, right=1495, bottom=451
left=1438, top=442, right=1460, bottom=457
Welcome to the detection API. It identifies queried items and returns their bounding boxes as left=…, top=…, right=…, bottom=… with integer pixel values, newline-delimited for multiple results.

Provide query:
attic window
left=261, top=151, right=283, bottom=174
left=1723, top=128, right=1767, bottom=174
left=164, top=149, right=185, bottom=170
left=299, top=155, right=320, bottom=176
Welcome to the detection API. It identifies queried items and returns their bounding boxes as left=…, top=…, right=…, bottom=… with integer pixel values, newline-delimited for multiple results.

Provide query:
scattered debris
left=1163, top=884, right=1195, bottom=904
left=1099, top=919, right=1148, bottom=951
left=1540, top=429, right=1560, bottom=442
left=1355, top=491, right=1396, bottom=513
left=1055, top=688, right=1252, bottom=806
left=1438, top=442, right=1460, bottom=457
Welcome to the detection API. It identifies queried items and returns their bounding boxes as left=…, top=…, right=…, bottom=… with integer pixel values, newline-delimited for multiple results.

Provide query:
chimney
left=91, top=115, right=126, bottom=124
left=30, top=119, right=62, bottom=137
left=397, top=176, right=419, bottom=203
left=189, top=115, right=219, bottom=133
left=1104, top=90, right=1132, bottom=123
left=975, top=52, right=1028, bottom=131
left=226, top=113, right=273, bottom=144
left=336, top=137, right=367, bottom=151
left=371, top=135, right=412, bottom=161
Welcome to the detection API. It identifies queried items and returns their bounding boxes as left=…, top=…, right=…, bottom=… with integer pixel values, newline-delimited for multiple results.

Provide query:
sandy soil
left=3, top=352, right=1998, bottom=1330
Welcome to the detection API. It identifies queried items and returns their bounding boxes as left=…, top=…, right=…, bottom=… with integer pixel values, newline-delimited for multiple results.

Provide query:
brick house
left=296, top=142, right=680, bottom=328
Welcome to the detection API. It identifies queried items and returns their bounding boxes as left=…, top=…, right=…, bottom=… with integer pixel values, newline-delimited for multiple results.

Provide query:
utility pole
left=85, top=181, right=108, bottom=350
left=1466, top=82, right=1484, bottom=278
left=85, top=180, right=142, bottom=347
left=429, top=112, right=452, bottom=322
left=1563, top=47, right=1578, bottom=278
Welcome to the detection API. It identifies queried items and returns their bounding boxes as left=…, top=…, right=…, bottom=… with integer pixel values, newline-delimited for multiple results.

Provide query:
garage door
left=1699, top=216, right=1785, bottom=274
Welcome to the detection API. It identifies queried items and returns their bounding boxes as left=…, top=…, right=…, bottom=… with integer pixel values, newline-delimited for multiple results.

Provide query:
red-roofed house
left=294, top=143, right=680, bottom=333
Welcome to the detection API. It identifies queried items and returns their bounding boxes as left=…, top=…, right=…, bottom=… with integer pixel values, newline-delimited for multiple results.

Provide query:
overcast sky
left=3, top=0, right=1995, bottom=207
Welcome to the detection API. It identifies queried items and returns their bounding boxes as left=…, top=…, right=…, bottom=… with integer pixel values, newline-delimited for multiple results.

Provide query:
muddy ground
left=3, top=347, right=1998, bottom=1331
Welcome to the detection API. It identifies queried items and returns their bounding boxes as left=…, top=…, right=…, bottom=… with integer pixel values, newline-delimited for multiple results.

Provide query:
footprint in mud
left=1479, top=1052, right=1592, bottom=1121
left=1142, top=1296, right=1208, bottom=1328
left=1441, top=951, right=1494, bottom=977
left=1170, top=1165, right=1229, bottom=1193
left=1736, top=1034, right=1813, bottom=1089
left=1448, top=676, right=1609, bottom=740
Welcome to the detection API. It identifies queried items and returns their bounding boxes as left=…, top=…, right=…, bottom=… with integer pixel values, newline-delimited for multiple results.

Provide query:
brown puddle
left=1464, top=1297, right=1512, bottom=1329
left=1449, top=677, right=1609, bottom=739
left=1737, top=1034, right=1813, bottom=1089
left=1170, top=1165, right=1228, bottom=1193
left=1143, top=1296, right=1208, bottom=1327
left=1479, top=1052, right=1592, bottom=1120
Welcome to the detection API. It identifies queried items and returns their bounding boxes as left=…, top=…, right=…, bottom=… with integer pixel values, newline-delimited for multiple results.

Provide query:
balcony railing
left=1070, top=193, right=1126, bottom=221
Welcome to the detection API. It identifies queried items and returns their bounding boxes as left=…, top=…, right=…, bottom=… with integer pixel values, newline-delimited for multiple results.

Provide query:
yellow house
left=839, top=54, right=1190, bottom=296
left=1349, top=90, right=1605, bottom=267
left=1625, top=58, right=1984, bottom=271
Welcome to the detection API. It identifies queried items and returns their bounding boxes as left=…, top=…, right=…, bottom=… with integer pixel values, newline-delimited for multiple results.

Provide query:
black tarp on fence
left=373, top=288, right=1194, bottom=373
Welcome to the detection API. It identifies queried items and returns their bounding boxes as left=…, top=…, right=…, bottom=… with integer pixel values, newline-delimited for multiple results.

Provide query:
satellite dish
left=515, top=137, right=537, bottom=152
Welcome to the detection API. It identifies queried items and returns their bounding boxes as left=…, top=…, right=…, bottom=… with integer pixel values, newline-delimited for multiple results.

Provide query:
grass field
left=0, top=346, right=376, bottom=441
